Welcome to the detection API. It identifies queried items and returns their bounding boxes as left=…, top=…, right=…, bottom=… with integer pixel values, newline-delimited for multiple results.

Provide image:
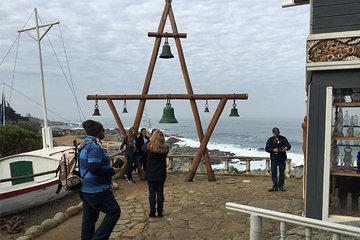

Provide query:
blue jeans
left=126, top=151, right=138, bottom=181
left=80, top=189, right=121, bottom=240
left=271, top=160, right=285, bottom=189
left=147, top=181, right=165, bottom=213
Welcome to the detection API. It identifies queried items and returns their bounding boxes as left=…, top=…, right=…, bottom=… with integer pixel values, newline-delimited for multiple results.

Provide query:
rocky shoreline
left=55, top=128, right=304, bottom=178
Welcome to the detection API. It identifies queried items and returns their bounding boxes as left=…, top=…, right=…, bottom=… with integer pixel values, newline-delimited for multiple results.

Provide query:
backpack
left=55, top=139, right=93, bottom=194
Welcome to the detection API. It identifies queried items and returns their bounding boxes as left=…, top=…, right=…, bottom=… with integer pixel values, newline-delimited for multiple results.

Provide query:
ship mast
left=18, top=8, right=59, bottom=149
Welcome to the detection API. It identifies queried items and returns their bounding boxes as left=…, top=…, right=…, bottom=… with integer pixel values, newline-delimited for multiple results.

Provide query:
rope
left=0, top=216, right=24, bottom=234
left=0, top=34, right=20, bottom=68
left=38, top=15, right=86, bottom=123
left=0, top=82, right=72, bottom=123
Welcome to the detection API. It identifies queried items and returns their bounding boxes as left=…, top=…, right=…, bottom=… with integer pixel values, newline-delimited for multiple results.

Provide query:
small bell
left=159, top=99, right=178, bottom=123
left=159, top=36, right=174, bottom=59
left=204, top=99, right=209, bottom=113
left=122, top=99, right=128, bottom=113
left=93, top=107, right=101, bottom=116
left=93, top=96, right=101, bottom=116
left=229, top=99, right=240, bottom=117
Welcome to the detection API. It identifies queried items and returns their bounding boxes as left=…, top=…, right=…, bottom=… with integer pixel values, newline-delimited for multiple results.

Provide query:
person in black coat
left=265, top=127, right=291, bottom=192
left=136, top=128, right=150, bottom=171
left=142, top=130, right=169, bottom=218
left=120, top=127, right=138, bottom=183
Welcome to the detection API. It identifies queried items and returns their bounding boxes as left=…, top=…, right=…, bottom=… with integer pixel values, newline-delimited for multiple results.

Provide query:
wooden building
left=286, top=0, right=360, bottom=220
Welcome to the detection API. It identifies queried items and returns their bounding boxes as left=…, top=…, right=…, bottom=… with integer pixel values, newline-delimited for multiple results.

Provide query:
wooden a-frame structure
left=87, top=0, right=248, bottom=182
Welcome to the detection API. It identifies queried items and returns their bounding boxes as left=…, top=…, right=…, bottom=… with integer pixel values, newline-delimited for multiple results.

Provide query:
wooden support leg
left=106, top=99, right=126, bottom=137
left=185, top=99, right=227, bottom=182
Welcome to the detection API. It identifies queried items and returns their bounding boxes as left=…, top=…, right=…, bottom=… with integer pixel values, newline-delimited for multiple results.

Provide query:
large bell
left=93, top=107, right=101, bottom=116
left=229, top=101, right=240, bottom=117
left=159, top=37, right=174, bottom=59
left=159, top=100, right=178, bottom=123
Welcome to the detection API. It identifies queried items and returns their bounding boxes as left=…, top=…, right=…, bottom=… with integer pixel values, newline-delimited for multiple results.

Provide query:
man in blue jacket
left=79, top=120, right=121, bottom=240
left=265, top=127, right=291, bottom=192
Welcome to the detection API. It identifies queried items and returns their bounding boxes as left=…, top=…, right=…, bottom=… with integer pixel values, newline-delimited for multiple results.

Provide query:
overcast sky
left=0, top=0, right=309, bottom=124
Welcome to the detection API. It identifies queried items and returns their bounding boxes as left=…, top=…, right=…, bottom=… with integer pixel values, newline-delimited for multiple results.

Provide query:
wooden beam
left=185, top=98, right=228, bottom=182
left=87, top=94, right=248, bottom=100
left=148, top=32, right=187, bottom=38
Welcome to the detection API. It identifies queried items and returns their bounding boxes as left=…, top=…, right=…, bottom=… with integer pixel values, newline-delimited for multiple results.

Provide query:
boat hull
left=0, top=146, right=73, bottom=216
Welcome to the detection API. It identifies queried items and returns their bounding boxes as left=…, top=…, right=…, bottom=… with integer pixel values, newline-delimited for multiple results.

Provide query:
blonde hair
left=148, top=130, right=168, bottom=153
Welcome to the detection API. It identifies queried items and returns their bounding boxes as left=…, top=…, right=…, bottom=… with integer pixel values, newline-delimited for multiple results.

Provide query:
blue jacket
left=79, top=136, right=114, bottom=193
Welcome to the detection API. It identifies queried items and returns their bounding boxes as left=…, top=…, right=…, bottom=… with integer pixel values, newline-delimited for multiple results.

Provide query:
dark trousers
left=126, top=151, right=138, bottom=181
left=80, top=189, right=121, bottom=240
left=139, top=155, right=147, bottom=171
left=271, top=160, right=286, bottom=189
left=147, top=181, right=165, bottom=213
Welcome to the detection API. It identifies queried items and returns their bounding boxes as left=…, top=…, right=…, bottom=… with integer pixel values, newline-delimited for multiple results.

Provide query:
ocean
left=99, top=117, right=305, bottom=171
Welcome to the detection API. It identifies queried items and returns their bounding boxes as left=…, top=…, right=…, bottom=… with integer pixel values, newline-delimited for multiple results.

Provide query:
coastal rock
left=53, top=212, right=67, bottom=223
left=41, top=218, right=58, bottom=230
left=24, top=225, right=44, bottom=238
left=65, top=206, right=81, bottom=217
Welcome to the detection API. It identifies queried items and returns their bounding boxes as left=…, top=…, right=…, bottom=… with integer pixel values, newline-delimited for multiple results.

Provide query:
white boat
left=0, top=8, right=79, bottom=216
left=0, top=146, right=73, bottom=216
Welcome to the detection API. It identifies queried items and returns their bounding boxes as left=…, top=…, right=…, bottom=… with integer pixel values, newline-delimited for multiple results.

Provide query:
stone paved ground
left=34, top=173, right=304, bottom=240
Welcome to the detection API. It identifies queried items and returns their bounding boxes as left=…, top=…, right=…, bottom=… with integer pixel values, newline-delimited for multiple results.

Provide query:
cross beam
left=87, top=94, right=248, bottom=100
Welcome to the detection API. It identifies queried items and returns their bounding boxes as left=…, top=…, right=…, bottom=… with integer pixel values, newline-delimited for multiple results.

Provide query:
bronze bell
left=204, top=99, right=209, bottom=113
left=229, top=100, right=239, bottom=117
left=159, top=37, right=174, bottom=59
left=122, top=99, right=128, bottom=113
left=159, top=100, right=178, bottom=123
left=93, top=106, right=101, bottom=116
left=93, top=97, right=101, bottom=116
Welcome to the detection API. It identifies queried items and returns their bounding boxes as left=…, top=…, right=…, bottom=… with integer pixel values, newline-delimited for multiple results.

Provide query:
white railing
left=225, top=202, right=360, bottom=240
left=111, top=155, right=293, bottom=177
left=167, top=155, right=292, bottom=177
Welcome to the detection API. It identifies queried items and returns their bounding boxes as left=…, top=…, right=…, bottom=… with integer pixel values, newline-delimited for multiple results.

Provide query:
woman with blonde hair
left=142, top=130, right=169, bottom=217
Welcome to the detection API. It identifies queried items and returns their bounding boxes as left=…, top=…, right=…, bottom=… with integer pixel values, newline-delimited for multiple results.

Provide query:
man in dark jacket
left=265, top=127, right=291, bottom=192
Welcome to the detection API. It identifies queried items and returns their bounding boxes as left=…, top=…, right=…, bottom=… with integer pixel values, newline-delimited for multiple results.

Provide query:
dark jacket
left=142, top=144, right=168, bottom=181
left=265, top=135, right=291, bottom=162
left=120, top=136, right=137, bottom=157
left=136, top=135, right=150, bottom=159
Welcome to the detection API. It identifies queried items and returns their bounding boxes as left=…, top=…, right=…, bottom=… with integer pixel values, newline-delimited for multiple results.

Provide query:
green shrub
left=0, top=125, right=42, bottom=157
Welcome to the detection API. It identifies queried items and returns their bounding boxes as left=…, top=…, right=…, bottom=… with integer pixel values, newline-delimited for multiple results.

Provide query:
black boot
left=149, top=211, right=156, bottom=218
left=157, top=209, right=163, bottom=218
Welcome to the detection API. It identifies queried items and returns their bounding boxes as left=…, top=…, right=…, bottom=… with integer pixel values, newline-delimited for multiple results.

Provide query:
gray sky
left=0, top=0, right=309, bottom=124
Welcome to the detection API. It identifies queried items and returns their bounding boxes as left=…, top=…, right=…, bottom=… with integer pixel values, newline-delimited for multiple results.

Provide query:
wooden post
left=169, top=6, right=215, bottom=181
left=106, top=99, right=126, bottom=137
left=185, top=99, right=227, bottom=181
left=133, top=0, right=171, bottom=130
